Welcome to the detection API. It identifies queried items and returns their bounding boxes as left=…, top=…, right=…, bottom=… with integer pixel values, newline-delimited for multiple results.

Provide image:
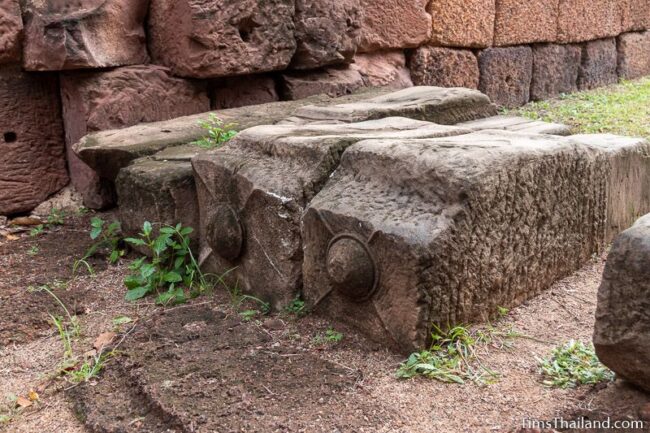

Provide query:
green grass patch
left=511, top=77, right=650, bottom=138
left=537, top=340, right=615, bottom=388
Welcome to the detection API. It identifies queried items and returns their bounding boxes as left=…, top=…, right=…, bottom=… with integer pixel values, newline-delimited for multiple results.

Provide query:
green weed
left=29, top=225, right=44, bottom=237
left=537, top=340, right=615, bottom=388
left=27, top=246, right=39, bottom=256
left=192, top=114, right=237, bottom=148
left=396, top=323, right=521, bottom=385
left=285, top=296, right=307, bottom=317
left=313, top=327, right=343, bottom=345
left=123, top=221, right=208, bottom=304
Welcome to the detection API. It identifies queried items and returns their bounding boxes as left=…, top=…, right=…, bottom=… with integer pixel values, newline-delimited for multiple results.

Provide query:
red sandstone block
left=617, top=31, right=650, bottom=80
left=578, top=38, right=618, bottom=90
left=494, top=0, right=559, bottom=46
left=358, top=0, right=431, bottom=51
left=557, top=0, right=623, bottom=43
left=211, top=75, right=279, bottom=110
left=21, top=0, right=149, bottom=71
left=351, top=51, right=413, bottom=89
left=0, top=66, right=68, bottom=215
left=280, top=67, right=365, bottom=100
left=0, top=0, right=22, bottom=64
left=531, top=44, right=581, bottom=100
left=409, top=46, right=479, bottom=89
left=60, top=65, right=210, bottom=209
left=428, top=0, right=495, bottom=48
left=148, top=0, right=296, bottom=78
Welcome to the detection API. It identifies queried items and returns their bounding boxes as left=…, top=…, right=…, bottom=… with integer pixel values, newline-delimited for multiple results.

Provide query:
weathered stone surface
left=428, top=0, right=495, bottom=48
left=288, top=86, right=498, bottom=125
left=291, top=0, right=361, bottom=69
left=302, top=131, right=611, bottom=351
left=358, top=0, right=431, bottom=51
left=531, top=44, right=581, bottom=101
left=568, top=134, right=650, bottom=242
left=116, top=151, right=203, bottom=249
left=0, top=0, right=22, bottom=64
left=578, top=38, right=618, bottom=91
left=193, top=118, right=470, bottom=310
left=458, top=116, right=572, bottom=135
left=0, top=66, right=68, bottom=215
left=280, top=67, right=365, bottom=100
left=557, top=0, right=623, bottom=43
left=409, top=46, right=479, bottom=89
left=351, top=51, right=413, bottom=89
left=617, top=31, right=650, bottom=81
left=21, top=0, right=148, bottom=71
left=594, top=214, right=650, bottom=392
left=211, top=75, right=279, bottom=110
left=74, top=88, right=390, bottom=181
left=478, top=47, right=533, bottom=108
left=148, top=0, right=296, bottom=78
left=494, top=0, right=559, bottom=45
left=62, top=65, right=209, bottom=209
left=622, top=0, right=650, bottom=31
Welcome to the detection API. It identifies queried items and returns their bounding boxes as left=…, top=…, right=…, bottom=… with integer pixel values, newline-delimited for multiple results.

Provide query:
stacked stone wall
left=0, top=0, right=649, bottom=214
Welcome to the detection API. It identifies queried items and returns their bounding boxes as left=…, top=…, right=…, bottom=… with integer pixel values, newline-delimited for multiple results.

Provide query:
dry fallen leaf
left=15, top=396, right=32, bottom=409
left=5, top=234, right=19, bottom=241
left=9, top=216, right=42, bottom=226
left=93, top=332, right=117, bottom=351
left=28, top=390, right=39, bottom=402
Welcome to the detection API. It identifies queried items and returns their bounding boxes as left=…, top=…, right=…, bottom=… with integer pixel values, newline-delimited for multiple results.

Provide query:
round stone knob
left=206, top=204, right=244, bottom=261
left=326, top=235, right=377, bottom=301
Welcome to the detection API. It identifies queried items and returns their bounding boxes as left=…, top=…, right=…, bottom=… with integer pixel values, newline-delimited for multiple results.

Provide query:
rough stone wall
left=0, top=0, right=649, bottom=214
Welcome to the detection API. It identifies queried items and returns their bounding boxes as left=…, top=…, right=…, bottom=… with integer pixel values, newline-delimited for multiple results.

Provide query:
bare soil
left=1, top=215, right=649, bottom=433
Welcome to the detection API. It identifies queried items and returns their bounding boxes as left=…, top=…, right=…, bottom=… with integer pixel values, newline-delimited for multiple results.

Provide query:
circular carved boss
left=326, top=233, right=378, bottom=302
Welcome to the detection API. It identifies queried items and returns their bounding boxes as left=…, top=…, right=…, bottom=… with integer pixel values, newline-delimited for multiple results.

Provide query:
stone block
left=302, top=131, right=611, bottom=351
left=531, top=44, right=581, bottom=101
left=211, top=75, right=279, bottom=110
left=578, top=38, right=618, bottom=91
left=358, top=0, right=431, bottom=51
left=21, top=0, right=148, bottom=71
left=557, top=0, right=623, bottom=43
left=0, top=0, right=22, bottom=64
left=280, top=67, right=365, bottom=100
left=594, top=214, right=650, bottom=392
left=458, top=116, right=572, bottom=135
left=568, top=134, right=650, bottom=242
left=74, top=88, right=391, bottom=181
left=494, top=0, right=559, bottom=45
left=116, top=146, right=206, bottom=249
left=61, top=65, right=210, bottom=209
left=617, top=31, right=650, bottom=80
left=291, top=0, right=361, bottom=69
left=622, top=0, right=650, bottom=31
left=478, top=46, right=533, bottom=108
left=409, top=46, right=479, bottom=89
left=0, top=66, right=68, bottom=215
left=288, top=86, right=497, bottom=125
left=192, top=118, right=470, bottom=310
left=351, top=51, right=413, bottom=90
left=148, top=0, right=296, bottom=78
left=428, top=0, right=495, bottom=48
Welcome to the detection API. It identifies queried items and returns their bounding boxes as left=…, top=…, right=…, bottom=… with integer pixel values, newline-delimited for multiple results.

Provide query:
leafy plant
left=29, top=225, right=44, bottom=237
left=285, top=296, right=307, bottom=317
left=192, top=114, right=237, bottom=149
left=123, top=221, right=207, bottom=304
left=27, top=246, right=39, bottom=256
left=88, top=217, right=124, bottom=264
left=396, top=323, right=522, bottom=385
left=537, top=340, right=615, bottom=388
left=46, top=208, right=66, bottom=226
left=313, top=327, right=343, bottom=345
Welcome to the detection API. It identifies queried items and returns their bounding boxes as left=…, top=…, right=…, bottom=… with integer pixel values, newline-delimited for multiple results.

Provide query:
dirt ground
left=1, top=214, right=649, bottom=433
